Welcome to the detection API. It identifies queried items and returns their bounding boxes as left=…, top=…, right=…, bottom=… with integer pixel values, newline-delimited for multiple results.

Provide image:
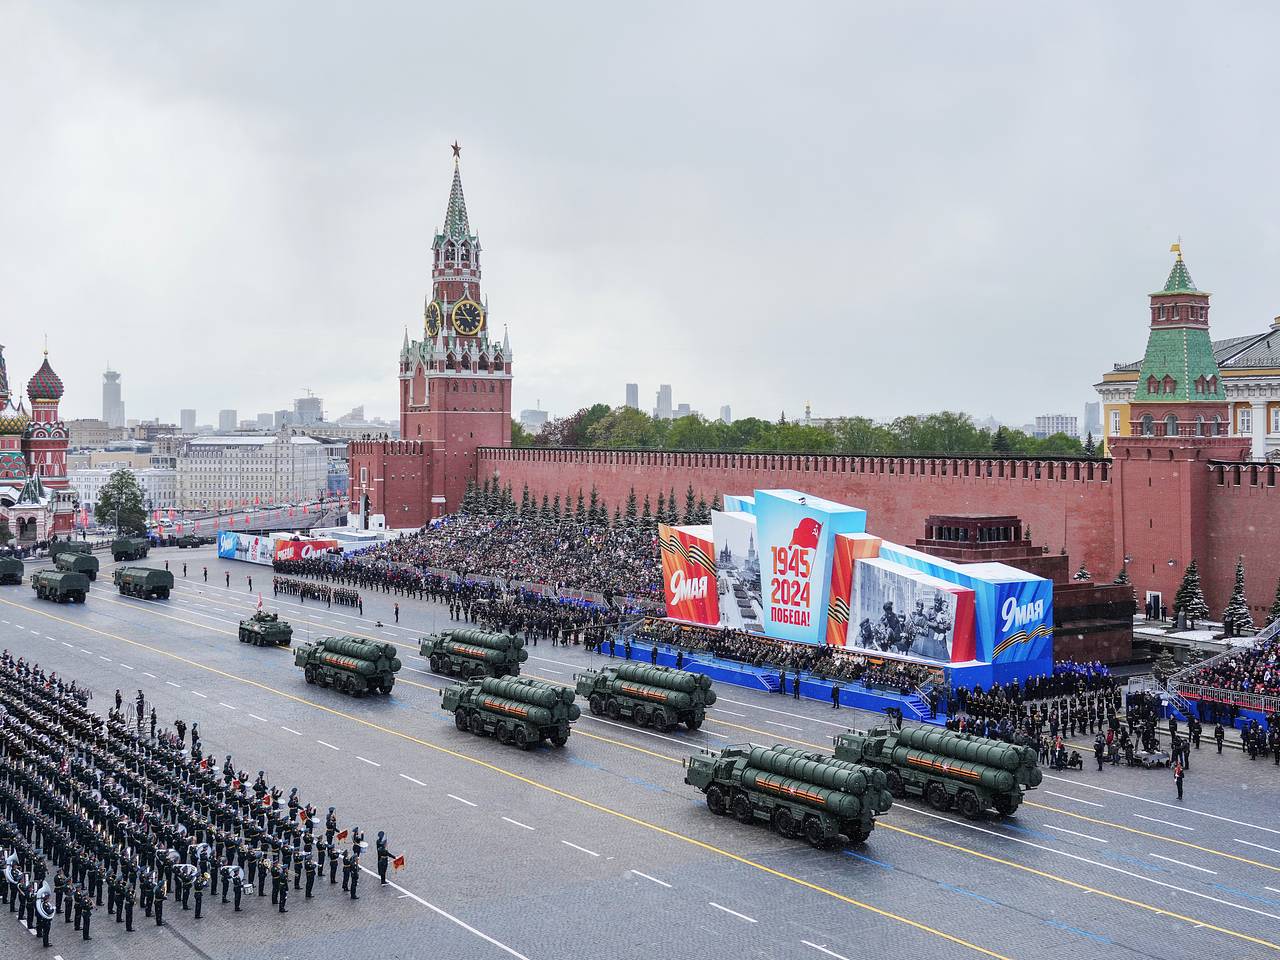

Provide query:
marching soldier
left=304, top=852, right=317, bottom=898
left=194, top=870, right=207, bottom=919
left=123, top=883, right=135, bottom=932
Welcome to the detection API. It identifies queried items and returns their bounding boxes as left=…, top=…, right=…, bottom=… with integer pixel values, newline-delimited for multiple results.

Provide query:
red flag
left=231, top=778, right=241, bottom=791
left=335, top=829, right=348, bottom=842
left=199, top=758, right=209, bottom=770
left=392, top=854, right=405, bottom=871
left=262, top=795, right=272, bottom=808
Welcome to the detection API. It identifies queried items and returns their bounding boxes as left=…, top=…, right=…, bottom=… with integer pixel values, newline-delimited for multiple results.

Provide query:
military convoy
left=177, top=534, right=214, bottom=548
left=48, top=540, right=92, bottom=562
left=112, top=537, right=150, bottom=562
left=295, top=636, right=401, bottom=695
left=442, top=675, right=580, bottom=748
left=113, top=566, right=174, bottom=600
left=0, top=557, right=24, bottom=586
left=30, top=569, right=89, bottom=604
left=685, top=743, right=892, bottom=846
left=54, top=551, right=100, bottom=581
left=576, top=662, right=716, bottom=731
left=239, top=610, right=293, bottom=647
left=419, top=628, right=527, bottom=679
left=834, top=724, right=1041, bottom=817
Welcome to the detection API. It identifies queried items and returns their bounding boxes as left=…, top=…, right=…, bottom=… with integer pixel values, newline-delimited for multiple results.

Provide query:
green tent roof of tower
left=441, top=161, right=471, bottom=241
left=1135, top=255, right=1223, bottom=403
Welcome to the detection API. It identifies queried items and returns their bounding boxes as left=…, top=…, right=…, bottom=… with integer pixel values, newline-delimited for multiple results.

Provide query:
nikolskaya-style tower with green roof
left=1127, top=243, right=1231, bottom=438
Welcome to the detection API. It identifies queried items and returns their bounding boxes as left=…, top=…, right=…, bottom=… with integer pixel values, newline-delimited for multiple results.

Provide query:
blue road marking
left=1212, top=883, right=1280, bottom=908
left=937, top=882, right=1001, bottom=907
left=998, top=822, right=1056, bottom=842
left=1096, top=848, right=1169, bottom=874
left=843, top=849, right=893, bottom=870
left=1043, top=919, right=1112, bottom=945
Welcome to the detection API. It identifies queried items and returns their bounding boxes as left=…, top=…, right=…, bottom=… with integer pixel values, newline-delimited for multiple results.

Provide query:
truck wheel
left=605, top=699, right=621, bottom=720
left=706, top=785, right=728, bottom=815
left=771, top=807, right=794, bottom=838
left=804, top=818, right=827, bottom=848
left=429, top=655, right=442, bottom=673
left=958, top=792, right=981, bottom=820
left=731, top=793, right=753, bottom=824
left=992, top=795, right=1018, bottom=817
left=648, top=707, right=667, bottom=731
left=848, top=823, right=872, bottom=844
left=454, top=709, right=468, bottom=731
left=468, top=713, right=485, bottom=736
left=495, top=722, right=510, bottom=745
left=926, top=782, right=950, bottom=811
left=886, top=770, right=905, bottom=798
left=588, top=694, right=604, bottom=716
left=304, top=666, right=316, bottom=685
left=686, top=716, right=702, bottom=731
left=513, top=726, right=530, bottom=750
left=633, top=705, right=649, bottom=728
left=551, top=732, right=568, bottom=747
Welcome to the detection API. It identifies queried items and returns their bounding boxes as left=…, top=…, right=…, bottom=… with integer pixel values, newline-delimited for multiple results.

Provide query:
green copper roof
left=1156, top=256, right=1197, bottom=295
left=1134, top=327, right=1224, bottom=402
left=443, top=161, right=471, bottom=240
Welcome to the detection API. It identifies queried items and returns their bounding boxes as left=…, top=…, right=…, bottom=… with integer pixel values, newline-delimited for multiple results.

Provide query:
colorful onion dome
left=0, top=397, right=30, bottom=435
left=27, top=355, right=63, bottom=402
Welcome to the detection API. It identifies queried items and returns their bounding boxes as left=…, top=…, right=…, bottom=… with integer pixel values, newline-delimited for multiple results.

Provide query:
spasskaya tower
left=348, top=145, right=513, bottom=527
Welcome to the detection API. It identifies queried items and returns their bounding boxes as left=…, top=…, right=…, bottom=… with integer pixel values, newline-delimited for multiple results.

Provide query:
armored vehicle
left=419, top=628, right=527, bottom=679
left=684, top=743, right=891, bottom=847
left=54, top=551, right=100, bottom=581
left=0, top=557, right=24, bottom=586
left=834, top=724, right=1041, bottom=818
left=30, top=569, right=88, bottom=604
left=177, top=534, right=213, bottom=548
left=442, top=675, right=580, bottom=749
left=113, top=566, right=174, bottom=600
left=112, top=537, right=150, bottom=562
left=239, top=610, right=293, bottom=647
left=576, top=662, right=716, bottom=731
left=48, top=540, right=91, bottom=562
left=295, top=636, right=401, bottom=695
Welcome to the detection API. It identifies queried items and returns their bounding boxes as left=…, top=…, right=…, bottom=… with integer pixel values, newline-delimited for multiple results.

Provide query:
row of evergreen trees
left=459, top=477, right=721, bottom=527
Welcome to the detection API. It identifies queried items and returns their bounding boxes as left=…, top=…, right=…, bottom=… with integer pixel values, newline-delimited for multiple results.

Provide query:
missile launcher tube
left=438, top=641, right=528, bottom=666
left=745, top=746, right=868, bottom=795
left=479, top=676, right=574, bottom=707
left=474, top=694, right=581, bottom=727
left=320, top=636, right=398, bottom=664
left=614, top=662, right=709, bottom=693
left=891, top=726, right=1025, bottom=772
left=604, top=679, right=697, bottom=711
left=889, top=747, right=1018, bottom=793
left=739, top=769, right=863, bottom=819
left=447, top=628, right=525, bottom=652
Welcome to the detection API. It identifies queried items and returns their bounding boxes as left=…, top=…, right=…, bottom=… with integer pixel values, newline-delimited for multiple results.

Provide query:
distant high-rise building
left=625, top=383, right=639, bottom=410
left=338, top=405, right=365, bottom=423
left=1083, top=401, right=1102, bottom=437
left=719, top=405, right=733, bottom=424
left=218, top=409, right=237, bottom=432
left=519, top=408, right=549, bottom=434
left=674, top=402, right=693, bottom=419
left=179, top=409, right=196, bottom=433
left=1033, top=413, right=1079, bottom=439
left=273, top=409, right=291, bottom=428
left=654, top=384, right=673, bottom=420
left=256, top=412, right=274, bottom=428
left=102, top=368, right=125, bottom=428
left=294, top=395, right=324, bottom=425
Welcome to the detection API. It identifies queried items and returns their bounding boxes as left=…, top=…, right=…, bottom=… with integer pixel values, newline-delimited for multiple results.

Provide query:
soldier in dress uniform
left=36, top=890, right=55, bottom=947
left=194, top=870, right=208, bottom=919
left=304, top=852, right=317, bottom=898
left=376, top=831, right=394, bottom=885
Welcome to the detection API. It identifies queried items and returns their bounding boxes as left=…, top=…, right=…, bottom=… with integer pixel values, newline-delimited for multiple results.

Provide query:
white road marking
left=280, top=726, right=302, bottom=736
left=448, top=794, right=477, bottom=807
left=1134, top=814, right=1193, bottom=831
left=404, top=667, right=436, bottom=677
left=1044, top=790, right=1104, bottom=808
left=765, top=720, right=803, bottom=730
left=190, top=691, right=207, bottom=699
left=583, top=715, right=690, bottom=751
left=502, top=817, right=534, bottom=830
left=708, top=901, right=756, bottom=922
left=80, top=648, right=93, bottom=654
left=1045, top=824, right=1107, bottom=843
left=98, top=656, right=111, bottom=661
left=802, top=941, right=852, bottom=960
left=399, top=774, right=426, bottom=786
left=219, top=702, right=236, bottom=710
left=44, top=635, right=56, bottom=641
left=60, top=642, right=72, bottom=648
left=316, top=740, right=340, bottom=751
left=1266, top=886, right=1280, bottom=895
left=1041, top=773, right=1280, bottom=835
left=165, top=681, right=181, bottom=688
left=630, top=869, right=671, bottom=887
left=120, top=664, right=134, bottom=670
left=248, top=714, right=268, bottom=722
left=143, top=672, right=157, bottom=679
left=1151, top=854, right=1217, bottom=875
left=1236, top=839, right=1280, bottom=856
left=900, top=805, right=1280, bottom=922
left=716, top=709, right=747, bottom=717
left=539, top=668, right=564, bottom=675
left=718, top=695, right=849, bottom=729
left=561, top=840, right=599, bottom=857
left=356, top=756, right=380, bottom=767
left=358, top=866, right=532, bottom=960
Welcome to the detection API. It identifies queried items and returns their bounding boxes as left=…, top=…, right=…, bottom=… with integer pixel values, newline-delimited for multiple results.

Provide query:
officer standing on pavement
left=348, top=850, right=361, bottom=899
left=1214, top=721, right=1225, bottom=754
left=193, top=871, right=207, bottom=919
left=305, top=854, right=317, bottom=898
left=232, top=866, right=244, bottom=911
left=36, top=891, right=54, bottom=948
left=1173, top=759, right=1185, bottom=800
left=376, top=832, right=394, bottom=885
left=153, top=880, right=166, bottom=927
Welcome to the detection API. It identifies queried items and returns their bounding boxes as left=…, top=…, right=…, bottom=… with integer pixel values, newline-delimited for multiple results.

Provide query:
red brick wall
left=1205, top=462, right=1280, bottom=620
left=478, top=448, right=1118, bottom=581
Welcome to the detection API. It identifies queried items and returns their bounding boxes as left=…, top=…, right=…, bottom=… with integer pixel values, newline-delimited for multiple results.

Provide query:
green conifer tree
left=1222, top=555, right=1254, bottom=636
left=1173, top=559, right=1210, bottom=627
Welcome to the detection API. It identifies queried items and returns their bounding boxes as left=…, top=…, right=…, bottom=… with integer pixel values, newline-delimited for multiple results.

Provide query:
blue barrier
left=590, top=639, right=944, bottom=727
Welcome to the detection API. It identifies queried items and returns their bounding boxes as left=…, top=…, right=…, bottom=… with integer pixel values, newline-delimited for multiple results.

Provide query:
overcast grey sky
left=4, top=3, right=1280, bottom=427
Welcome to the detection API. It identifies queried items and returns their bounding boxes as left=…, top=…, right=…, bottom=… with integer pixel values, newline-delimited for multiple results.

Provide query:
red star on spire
left=451, top=141, right=461, bottom=161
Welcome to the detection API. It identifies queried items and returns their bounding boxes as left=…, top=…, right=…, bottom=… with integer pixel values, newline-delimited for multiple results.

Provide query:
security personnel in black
left=122, top=883, right=134, bottom=932
left=193, top=871, right=207, bottom=919
left=348, top=850, right=360, bottom=899
left=153, top=880, right=166, bottom=927
left=376, top=832, right=394, bottom=885
left=328, top=842, right=340, bottom=884
left=1214, top=721, right=1225, bottom=753
left=232, top=866, right=244, bottom=911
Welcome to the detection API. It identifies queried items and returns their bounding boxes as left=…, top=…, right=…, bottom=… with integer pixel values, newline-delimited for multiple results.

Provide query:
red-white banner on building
left=273, top=539, right=339, bottom=562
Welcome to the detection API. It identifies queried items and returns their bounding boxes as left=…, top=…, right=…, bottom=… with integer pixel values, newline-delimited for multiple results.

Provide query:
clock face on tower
left=451, top=299, right=484, bottom=336
left=424, top=300, right=442, bottom=337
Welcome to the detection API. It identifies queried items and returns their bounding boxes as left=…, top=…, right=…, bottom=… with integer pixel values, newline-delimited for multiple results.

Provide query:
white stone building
left=177, top=432, right=327, bottom=509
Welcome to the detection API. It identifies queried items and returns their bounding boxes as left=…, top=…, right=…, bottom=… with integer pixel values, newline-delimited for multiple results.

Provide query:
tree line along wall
left=477, top=447, right=1118, bottom=587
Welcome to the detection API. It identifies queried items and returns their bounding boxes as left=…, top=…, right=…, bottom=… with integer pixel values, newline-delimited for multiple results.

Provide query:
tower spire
left=443, top=144, right=470, bottom=240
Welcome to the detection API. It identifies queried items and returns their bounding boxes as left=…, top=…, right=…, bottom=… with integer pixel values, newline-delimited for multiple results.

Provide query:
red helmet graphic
left=788, top=517, right=822, bottom=550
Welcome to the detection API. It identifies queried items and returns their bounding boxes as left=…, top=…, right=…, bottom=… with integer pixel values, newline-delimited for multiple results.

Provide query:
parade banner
left=217, top=531, right=277, bottom=565
left=273, top=539, right=339, bottom=562
left=753, top=490, right=866, bottom=646
left=710, top=510, right=763, bottom=631
left=825, top=532, right=884, bottom=647
left=851, top=557, right=976, bottom=664
left=659, top=523, right=719, bottom=626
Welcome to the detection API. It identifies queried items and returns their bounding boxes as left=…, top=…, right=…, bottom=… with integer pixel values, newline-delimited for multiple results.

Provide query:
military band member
left=36, top=891, right=55, bottom=947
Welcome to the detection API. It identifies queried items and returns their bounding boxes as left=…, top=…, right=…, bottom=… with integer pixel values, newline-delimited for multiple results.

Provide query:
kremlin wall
left=350, top=154, right=1280, bottom=630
